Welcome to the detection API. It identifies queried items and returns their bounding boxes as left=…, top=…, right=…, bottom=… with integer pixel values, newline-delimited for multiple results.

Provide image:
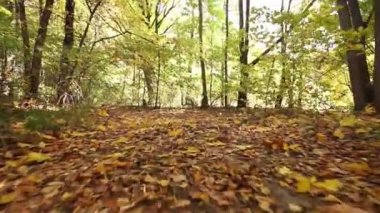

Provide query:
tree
left=223, top=0, right=229, bottom=107
left=57, top=0, right=75, bottom=104
left=337, top=0, right=372, bottom=111
left=29, top=0, right=55, bottom=97
left=373, top=0, right=380, bottom=112
left=15, top=0, right=31, bottom=92
left=198, top=0, right=208, bottom=108
left=237, top=0, right=250, bottom=108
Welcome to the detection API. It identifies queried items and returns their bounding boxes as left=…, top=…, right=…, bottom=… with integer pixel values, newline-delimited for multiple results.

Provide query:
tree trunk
left=57, top=0, right=75, bottom=104
left=198, top=0, right=208, bottom=108
left=16, top=0, right=31, bottom=91
left=275, top=0, right=292, bottom=108
left=142, top=66, right=155, bottom=105
left=373, top=0, right=380, bottom=112
left=224, top=0, right=229, bottom=107
left=28, top=0, right=55, bottom=97
left=337, top=0, right=372, bottom=111
left=237, top=0, right=250, bottom=108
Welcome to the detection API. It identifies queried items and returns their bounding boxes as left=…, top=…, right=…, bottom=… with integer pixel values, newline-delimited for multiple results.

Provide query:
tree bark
left=275, top=0, right=292, bottom=108
left=29, top=0, right=55, bottom=97
left=16, top=0, right=31, bottom=89
left=57, top=0, right=75, bottom=104
left=373, top=0, right=380, bottom=111
left=198, top=0, right=208, bottom=108
left=337, top=0, right=372, bottom=111
left=224, top=0, right=229, bottom=107
left=237, top=0, right=250, bottom=108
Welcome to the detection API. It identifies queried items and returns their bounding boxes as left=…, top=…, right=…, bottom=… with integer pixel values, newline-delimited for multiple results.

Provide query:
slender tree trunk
left=57, top=0, right=75, bottom=104
left=337, top=0, right=372, bottom=111
left=155, top=51, right=161, bottom=108
left=198, top=0, right=208, bottom=108
left=142, top=66, right=155, bottom=105
left=29, top=0, right=55, bottom=97
left=224, top=0, right=229, bottom=107
left=373, top=0, right=380, bottom=112
left=16, top=0, right=31, bottom=91
left=275, top=0, right=292, bottom=108
left=237, top=0, right=250, bottom=107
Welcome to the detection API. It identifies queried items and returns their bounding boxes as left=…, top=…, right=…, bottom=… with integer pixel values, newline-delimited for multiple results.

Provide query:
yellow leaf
left=341, top=162, right=370, bottom=175
left=289, top=144, right=302, bottom=152
left=95, top=163, right=107, bottom=175
left=316, top=133, right=327, bottom=142
left=171, top=174, right=187, bottom=182
left=55, top=118, right=67, bottom=125
left=113, top=136, right=128, bottom=144
left=144, top=174, right=158, bottom=183
left=61, top=192, right=74, bottom=201
left=313, top=179, right=342, bottom=192
left=364, top=105, right=376, bottom=115
left=288, top=203, right=303, bottom=212
left=333, top=128, right=345, bottom=139
left=296, top=176, right=311, bottom=193
left=17, top=142, right=33, bottom=148
left=206, top=141, right=226, bottom=147
left=97, top=109, right=109, bottom=117
left=97, top=125, right=107, bottom=132
left=235, top=145, right=253, bottom=150
left=186, top=146, right=200, bottom=153
left=159, top=179, right=170, bottom=187
left=25, top=152, right=50, bottom=163
left=0, top=192, right=16, bottom=204
left=173, top=199, right=191, bottom=208
left=168, top=129, right=183, bottom=137
left=5, top=160, right=20, bottom=168
left=340, top=115, right=357, bottom=127
left=278, top=166, right=293, bottom=176
left=189, top=191, right=210, bottom=203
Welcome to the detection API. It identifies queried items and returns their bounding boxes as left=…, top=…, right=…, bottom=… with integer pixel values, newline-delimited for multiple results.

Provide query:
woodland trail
left=1, top=108, right=380, bottom=212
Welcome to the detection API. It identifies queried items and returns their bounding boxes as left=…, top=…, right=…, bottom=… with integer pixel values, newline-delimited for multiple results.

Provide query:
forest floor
left=0, top=107, right=380, bottom=212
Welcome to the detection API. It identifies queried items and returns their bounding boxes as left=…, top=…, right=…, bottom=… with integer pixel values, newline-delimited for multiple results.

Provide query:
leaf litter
left=0, top=108, right=380, bottom=212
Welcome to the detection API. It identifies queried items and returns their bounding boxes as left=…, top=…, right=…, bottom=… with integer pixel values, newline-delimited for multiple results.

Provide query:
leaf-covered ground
left=1, top=107, right=380, bottom=212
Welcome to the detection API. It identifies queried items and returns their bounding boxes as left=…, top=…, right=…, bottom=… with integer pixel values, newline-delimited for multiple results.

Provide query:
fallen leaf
left=171, top=174, right=187, bottom=183
left=341, top=162, right=370, bottom=175
left=168, top=129, right=183, bottom=137
left=278, top=166, right=293, bottom=176
left=333, top=128, right=345, bottom=139
left=172, top=199, right=191, bottom=208
left=288, top=203, right=303, bottom=212
left=190, top=191, right=210, bottom=203
left=313, top=179, right=342, bottom=192
left=316, top=133, right=328, bottom=142
left=0, top=192, right=16, bottom=205
left=318, top=204, right=368, bottom=213
left=340, top=115, right=357, bottom=127
left=255, top=195, right=274, bottom=213
left=25, top=152, right=51, bottom=163
left=185, top=146, right=200, bottom=153
left=98, top=109, right=109, bottom=117
left=206, top=141, right=225, bottom=147
left=295, top=176, right=311, bottom=193
left=97, top=125, right=107, bottom=132
left=159, top=179, right=170, bottom=187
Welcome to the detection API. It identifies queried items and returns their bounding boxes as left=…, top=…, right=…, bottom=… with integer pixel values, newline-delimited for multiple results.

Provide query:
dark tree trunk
left=29, top=0, right=54, bottom=97
left=57, top=0, right=75, bottom=104
left=16, top=0, right=31, bottom=89
left=198, top=0, right=208, bottom=108
left=142, top=66, right=155, bottom=105
left=29, top=0, right=55, bottom=97
left=373, top=0, right=380, bottom=112
left=224, top=0, right=229, bottom=107
left=337, top=0, right=372, bottom=111
left=237, top=0, right=250, bottom=108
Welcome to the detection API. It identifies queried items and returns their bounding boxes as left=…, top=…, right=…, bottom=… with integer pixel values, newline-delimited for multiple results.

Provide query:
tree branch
left=249, top=0, right=317, bottom=66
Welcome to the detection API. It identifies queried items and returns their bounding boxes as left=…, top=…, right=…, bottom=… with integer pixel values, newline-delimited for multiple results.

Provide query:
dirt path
left=1, top=108, right=380, bottom=212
